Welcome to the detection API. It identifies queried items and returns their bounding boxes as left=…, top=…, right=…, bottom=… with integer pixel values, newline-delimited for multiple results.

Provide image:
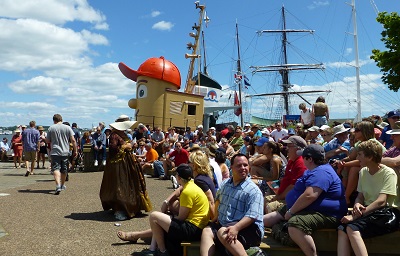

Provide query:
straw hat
left=109, top=115, right=136, bottom=131
left=37, top=126, right=44, bottom=131
left=387, top=121, right=400, bottom=135
left=331, top=124, right=350, bottom=138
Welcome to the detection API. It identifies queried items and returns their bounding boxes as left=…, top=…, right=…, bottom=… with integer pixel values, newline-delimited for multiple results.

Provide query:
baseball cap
left=282, top=136, right=307, bottom=149
left=197, top=125, right=203, bottom=129
left=243, top=136, right=251, bottom=142
left=244, top=123, right=250, bottom=127
left=176, top=164, right=193, bottom=180
left=255, top=137, right=269, bottom=147
left=387, top=110, right=400, bottom=118
left=297, top=144, right=325, bottom=159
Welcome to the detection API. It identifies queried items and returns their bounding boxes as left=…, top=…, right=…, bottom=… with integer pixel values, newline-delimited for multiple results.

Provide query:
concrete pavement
left=0, top=160, right=173, bottom=255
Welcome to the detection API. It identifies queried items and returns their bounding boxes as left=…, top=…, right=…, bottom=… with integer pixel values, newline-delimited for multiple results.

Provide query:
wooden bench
left=181, top=229, right=400, bottom=256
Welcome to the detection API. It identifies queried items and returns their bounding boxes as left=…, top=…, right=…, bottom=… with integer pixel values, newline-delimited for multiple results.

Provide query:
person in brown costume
left=100, top=115, right=152, bottom=220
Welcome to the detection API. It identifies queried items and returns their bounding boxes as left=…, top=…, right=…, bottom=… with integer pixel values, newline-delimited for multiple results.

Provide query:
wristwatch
left=287, top=208, right=294, bottom=215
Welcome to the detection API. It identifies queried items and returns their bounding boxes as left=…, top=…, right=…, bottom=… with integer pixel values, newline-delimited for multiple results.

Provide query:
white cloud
left=0, top=0, right=107, bottom=29
left=307, top=1, right=330, bottom=10
left=152, top=21, right=174, bottom=31
left=151, top=11, right=161, bottom=17
left=0, top=18, right=110, bottom=72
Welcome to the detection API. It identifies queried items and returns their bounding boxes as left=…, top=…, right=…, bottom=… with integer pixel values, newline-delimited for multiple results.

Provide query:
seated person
left=162, top=142, right=189, bottom=178
left=91, top=126, right=106, bottom=166
left=152, top=142, right=174, bottom=179
left=324, top=124, right=351, bottom=161
left=141, top=143, right=159, bottom=170
left=338, top=140, right=399, bottom=256
left=117, top=164, right=210, bottom=256
left=135, top=140, right=147, bottom=160
left=0, top=137, right=10, bottom=162
left=200, top=154, right=264, bottom=256
left=263, top=144, right=347, bottom=255
left=150, top=126, right=165, bottom=156
left=265, top=136, right=307, bottom=213
left=305, top=126, right=324, bottom=145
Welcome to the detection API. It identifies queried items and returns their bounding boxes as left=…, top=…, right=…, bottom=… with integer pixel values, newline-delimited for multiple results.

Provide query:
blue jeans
left=93, top=146, right=106, bottom=161
left=315, top=116, right=327, bottom=127
left=153, top=160, right=165, bottom=177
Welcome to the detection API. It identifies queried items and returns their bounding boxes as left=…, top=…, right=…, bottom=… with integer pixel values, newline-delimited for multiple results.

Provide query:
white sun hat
left=109, top=115, right=136, bottom=131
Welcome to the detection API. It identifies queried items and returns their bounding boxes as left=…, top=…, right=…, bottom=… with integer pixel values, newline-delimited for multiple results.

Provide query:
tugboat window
left=188, top=105, right=196, bottom=115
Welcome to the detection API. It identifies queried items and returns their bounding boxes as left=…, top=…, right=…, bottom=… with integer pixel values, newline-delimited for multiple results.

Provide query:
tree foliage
left=370, top=12, right=400, bottom=92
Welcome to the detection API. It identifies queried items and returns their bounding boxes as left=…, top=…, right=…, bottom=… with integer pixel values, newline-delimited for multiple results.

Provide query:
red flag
left=234, top=74, right=242, bottom=80
left=234, top=91, right=242, bottom=116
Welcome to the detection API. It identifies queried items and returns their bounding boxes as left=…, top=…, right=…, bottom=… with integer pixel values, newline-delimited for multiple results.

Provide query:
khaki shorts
left=24, top=151, right=37, bottom=162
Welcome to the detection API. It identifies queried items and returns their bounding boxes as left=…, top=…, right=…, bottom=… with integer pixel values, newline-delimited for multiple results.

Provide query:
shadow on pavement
left=65, top=210, right=117, bottom=222
left=17, top=189, right=54, bottom=194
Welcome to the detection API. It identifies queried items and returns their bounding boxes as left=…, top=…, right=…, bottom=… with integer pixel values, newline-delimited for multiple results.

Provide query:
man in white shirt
left=270, top=122, right=288, bottom=143
left=0, top=137, right=10, bottom=162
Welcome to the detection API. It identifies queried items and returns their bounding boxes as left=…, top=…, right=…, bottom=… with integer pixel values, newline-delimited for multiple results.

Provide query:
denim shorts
left=50, top=155, right=69, bottom=173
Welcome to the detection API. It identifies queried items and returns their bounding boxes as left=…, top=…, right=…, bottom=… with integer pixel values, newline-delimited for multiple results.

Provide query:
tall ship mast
left=248, top=6, right=329, bottom=117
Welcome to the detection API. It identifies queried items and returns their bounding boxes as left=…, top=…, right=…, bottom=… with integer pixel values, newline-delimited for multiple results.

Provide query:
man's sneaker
left=55, top=186, right=62, bottom=195
left=171, top=175, right=179, bottom=189
left=102, top=160, right=106, bottom=166
left=94, top=160, right=98, bottom=166
left=159, top=175, right=165, bottom=180
left=61, top=185, right=66, bottom=191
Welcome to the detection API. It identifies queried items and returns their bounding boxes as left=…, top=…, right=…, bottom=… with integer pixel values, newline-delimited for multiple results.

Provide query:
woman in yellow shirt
left=117, top=164, right=209, bottom=256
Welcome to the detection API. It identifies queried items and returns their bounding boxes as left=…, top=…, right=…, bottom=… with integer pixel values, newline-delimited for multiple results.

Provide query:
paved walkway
left=0, top=161, right=172, bottom=255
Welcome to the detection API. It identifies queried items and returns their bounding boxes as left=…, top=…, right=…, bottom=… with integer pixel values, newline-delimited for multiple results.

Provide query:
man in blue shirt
left=324, top=124, right=351, bottom=161
left=22, top=121, right=40, bottom=176
left=379, top=110, right=400, bottom=149
left=200, top=153, right=264, bottom=256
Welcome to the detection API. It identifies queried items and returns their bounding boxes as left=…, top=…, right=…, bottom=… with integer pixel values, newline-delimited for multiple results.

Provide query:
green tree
left=371, top=12, right=400, bottom=92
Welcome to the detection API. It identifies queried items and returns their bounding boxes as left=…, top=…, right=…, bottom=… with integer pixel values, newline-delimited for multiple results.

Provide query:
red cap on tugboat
left=119, top=56, right=181, bottom=89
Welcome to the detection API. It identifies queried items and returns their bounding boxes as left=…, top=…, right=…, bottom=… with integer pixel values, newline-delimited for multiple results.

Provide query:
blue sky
left=0, top=0, right=398, bottom=129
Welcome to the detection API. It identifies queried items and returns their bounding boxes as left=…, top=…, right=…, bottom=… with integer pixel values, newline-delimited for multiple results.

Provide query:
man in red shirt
left=163, top=142, right=189, bottom=175
left=265, top=136, right=307, bottom=213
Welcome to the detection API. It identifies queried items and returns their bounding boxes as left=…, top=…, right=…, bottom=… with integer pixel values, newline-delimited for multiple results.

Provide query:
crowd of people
left=2, top=102, right=400, bottom=256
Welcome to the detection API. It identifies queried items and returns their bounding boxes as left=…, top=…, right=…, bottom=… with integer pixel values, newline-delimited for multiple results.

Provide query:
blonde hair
left=189, top=150, right=212, bottom=178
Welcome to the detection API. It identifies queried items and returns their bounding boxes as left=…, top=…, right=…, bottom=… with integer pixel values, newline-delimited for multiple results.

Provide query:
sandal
left=117, top=231, right=138, bottom=243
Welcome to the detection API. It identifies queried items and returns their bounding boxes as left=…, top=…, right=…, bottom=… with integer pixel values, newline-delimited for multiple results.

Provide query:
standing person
left=46, top=114, right=77, bottom=195
left=117, top=164, right=209, bottom=256
left=312, top=96, right=329, bottom=127
left=11, top=129, right=23, bottom=168
left=200, top=154, right=264, bottom=256
left=36, top=126, right=47, bottom=169
left=100, top=115, right=152, bottom=220
left=337, top=140, right=399, bottom=256
left=299, top=103, right=314, bottom=129
left=22, top=121, right=40, bottom=176
left=70, top=123, right=81, bottom=171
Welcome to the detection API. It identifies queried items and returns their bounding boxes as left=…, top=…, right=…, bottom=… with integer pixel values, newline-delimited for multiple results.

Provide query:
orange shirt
left=145, top=148, right=159, bottom=162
